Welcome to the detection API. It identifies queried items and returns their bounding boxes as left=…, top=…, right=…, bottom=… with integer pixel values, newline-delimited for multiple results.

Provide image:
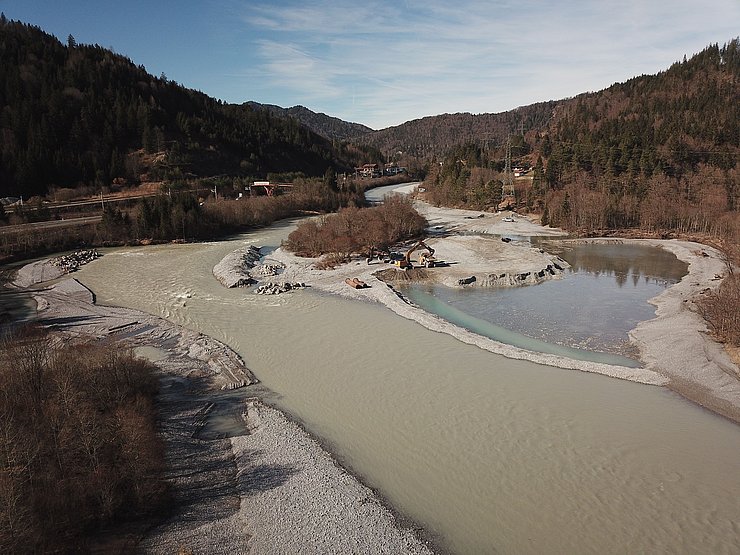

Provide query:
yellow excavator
left=395, top=240, right=436, bottom=269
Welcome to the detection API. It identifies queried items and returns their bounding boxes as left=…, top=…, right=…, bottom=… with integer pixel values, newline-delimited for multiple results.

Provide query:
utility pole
left=502, top=136, right=515, bottom=206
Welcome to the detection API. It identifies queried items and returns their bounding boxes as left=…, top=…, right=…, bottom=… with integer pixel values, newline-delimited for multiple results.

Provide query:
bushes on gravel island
left=284, top=194, right=427, bottom=258
left=0, top=326, right=168, bottom=553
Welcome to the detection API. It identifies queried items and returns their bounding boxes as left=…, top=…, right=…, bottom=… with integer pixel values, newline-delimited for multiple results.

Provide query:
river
left=73, top=219, right=740, bottom=554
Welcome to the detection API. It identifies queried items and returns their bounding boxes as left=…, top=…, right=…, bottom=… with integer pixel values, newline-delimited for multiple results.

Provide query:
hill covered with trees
left=246, top=102, right=374, bottom=141
left=357, top=101, right=559, bottom=161
left=0, top=17, right=362, bottom=199
left=423, top=40, right=739, bottom=237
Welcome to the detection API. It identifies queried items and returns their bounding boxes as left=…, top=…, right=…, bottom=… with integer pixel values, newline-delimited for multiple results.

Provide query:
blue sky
left=2, top=0, right=739, bottom=129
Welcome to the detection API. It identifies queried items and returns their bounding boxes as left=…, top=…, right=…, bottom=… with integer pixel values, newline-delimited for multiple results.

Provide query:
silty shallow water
left=72, top=220, right=740, bottom=555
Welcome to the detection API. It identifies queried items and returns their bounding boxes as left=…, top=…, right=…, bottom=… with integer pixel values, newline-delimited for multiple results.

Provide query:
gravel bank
left=258, top=200, right=739, bottom=419
left=233, top=400, right=433, bottom=554
left=212, top=245, right=262, bottom=288
left=630, top=240, right=740, bottom=423
left=12, top=249, right=100, bottom=287
left=17, top=272, right=433, bottom=554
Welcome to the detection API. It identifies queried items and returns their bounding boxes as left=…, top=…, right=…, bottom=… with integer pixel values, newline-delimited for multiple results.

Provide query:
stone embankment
left=214, top=247, right=307, bottom=295
left=254, top=282, right=306, bottom=295
left=212, top=245, right=262, bottom=288
left=252, top=261, right=284, bottom=277
left=461, top=260, right=566, bottom=287
left=51, top=249, right=101, bottom=272
left=13, top=249, right=101, bottom=287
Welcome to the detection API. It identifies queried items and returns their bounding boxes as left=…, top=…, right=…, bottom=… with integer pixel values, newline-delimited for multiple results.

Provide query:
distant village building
left=384, top=164, right=407, bottom=176
left=354, top=163, right=407, bottom=178
left=356, top=163, right=381, bottom=178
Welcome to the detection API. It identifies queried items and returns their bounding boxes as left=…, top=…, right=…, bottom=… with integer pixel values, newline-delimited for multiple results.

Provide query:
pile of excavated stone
left=50, top=250, right=101, bottom=273
left=213, top=245, right=262, bottom=288
left=254, top=282, right=306, bottom=295
left=472, top=263, right=565, bottom=287
left=252, top=261, right=284, bottom=277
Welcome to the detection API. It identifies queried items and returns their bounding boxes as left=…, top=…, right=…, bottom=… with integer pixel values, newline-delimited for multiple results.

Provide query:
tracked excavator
left=394, top=240, right=436, bottom=269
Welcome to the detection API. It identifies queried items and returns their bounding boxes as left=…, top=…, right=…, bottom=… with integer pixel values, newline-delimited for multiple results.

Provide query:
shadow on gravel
left=235, top=450, right=298, bottom=495
left=151, top=375, right=244, bottom=529
left=38, top=314, right=105, bottom=327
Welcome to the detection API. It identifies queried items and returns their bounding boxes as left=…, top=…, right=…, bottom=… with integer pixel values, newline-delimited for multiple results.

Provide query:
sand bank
left=12, top=250, right=100, bottom=287
left=629, top=240, right=740, bottom=423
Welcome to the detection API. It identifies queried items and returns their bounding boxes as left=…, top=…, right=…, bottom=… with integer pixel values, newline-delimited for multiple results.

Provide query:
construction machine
left=394, top=240, right=436, bottom=269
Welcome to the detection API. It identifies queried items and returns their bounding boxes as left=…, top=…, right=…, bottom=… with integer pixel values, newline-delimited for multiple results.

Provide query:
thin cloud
left=236, top=0, right=740, bottom=128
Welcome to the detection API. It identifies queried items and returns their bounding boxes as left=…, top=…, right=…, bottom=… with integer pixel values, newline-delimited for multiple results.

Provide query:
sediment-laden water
left=74, top=222, right=740, bottom=554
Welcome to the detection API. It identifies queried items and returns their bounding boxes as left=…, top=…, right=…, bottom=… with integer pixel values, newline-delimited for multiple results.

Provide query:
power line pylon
left=502, top=135, right=515, bottom=205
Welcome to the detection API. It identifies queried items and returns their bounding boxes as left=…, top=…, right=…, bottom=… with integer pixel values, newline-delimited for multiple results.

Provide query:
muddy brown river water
left=72, top=221, right=740, bottom=554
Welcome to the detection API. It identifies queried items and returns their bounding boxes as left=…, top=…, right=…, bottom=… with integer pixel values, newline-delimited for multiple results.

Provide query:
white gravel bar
left=233, top=400, right=433, bottom=555
left=213, top=245, right=262, bottom=288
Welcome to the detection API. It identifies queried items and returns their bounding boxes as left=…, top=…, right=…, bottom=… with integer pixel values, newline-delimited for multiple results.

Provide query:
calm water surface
left=402, top=242, right=688, bottom=365
left=74, top=224, right=740, bottom=555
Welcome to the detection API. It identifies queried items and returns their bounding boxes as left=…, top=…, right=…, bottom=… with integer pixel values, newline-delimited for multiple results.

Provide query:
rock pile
left=213, top=245, right=262, bottom=288
left=50, top=250, right=101, bottom=273
left=475, top=264, right=563, bottom=287
left=254, top=282, right=306, bottom=295
left=252, top=261, right=284, bottom=277
left=461, top=262, right=567, bottom=288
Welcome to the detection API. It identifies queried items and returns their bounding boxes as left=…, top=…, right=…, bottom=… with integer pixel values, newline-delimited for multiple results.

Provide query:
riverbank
left=258, top=207, right=740, bottom=423
left=10, top=210, right=740, bottom=553
left=630, top=239, right=740, bottom=423
left=14, top=275, right=433, bottom=554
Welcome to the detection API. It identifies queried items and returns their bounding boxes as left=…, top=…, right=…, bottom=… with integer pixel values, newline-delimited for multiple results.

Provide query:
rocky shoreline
left=212, top=245, right=262, bottom=288
left=12, top=249, right=101, bottom=287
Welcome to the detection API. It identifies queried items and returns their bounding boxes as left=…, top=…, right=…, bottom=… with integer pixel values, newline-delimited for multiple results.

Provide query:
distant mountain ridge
left=351, top=40, right=738, bottom=171
left=246, top=102, right=374, bottom=141
left=356, top=101, right=560, bottom=159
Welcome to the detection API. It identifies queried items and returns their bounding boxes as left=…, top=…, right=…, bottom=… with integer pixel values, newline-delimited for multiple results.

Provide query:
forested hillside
left=424, top=40, right=739, bottom=240
left=536, top=40, right=739, bottom=231
left=246, top=102, right=374, bottom=141
left=0, top=17, right=355, bottom=199
left=358, top=101, right=559, bottom=160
